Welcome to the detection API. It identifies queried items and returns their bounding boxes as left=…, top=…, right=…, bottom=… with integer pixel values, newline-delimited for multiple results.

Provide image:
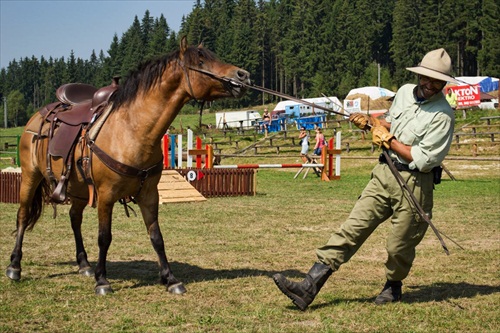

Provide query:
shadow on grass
left=48, top=259, right=306, bottom=286
left=49, top=260, right=499, bottom=306
left=310, top=282, right=500, bottom=310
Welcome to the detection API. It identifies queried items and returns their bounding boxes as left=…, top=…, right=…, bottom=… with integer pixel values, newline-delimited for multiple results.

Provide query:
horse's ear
left=197, top=42, right=204, bottom=49
left=180, top=36, right=188, bottom=55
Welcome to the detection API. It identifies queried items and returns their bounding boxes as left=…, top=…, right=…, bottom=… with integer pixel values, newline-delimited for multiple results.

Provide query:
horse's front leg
left=94, top=200, right=114, bottom=295
left=69, top=199, right=93, bottom=276
left=138, top=192, right=186, bottom=294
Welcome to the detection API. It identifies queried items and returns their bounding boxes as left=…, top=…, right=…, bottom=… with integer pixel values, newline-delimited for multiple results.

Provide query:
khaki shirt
left=386, top=84, right=455, bottom=173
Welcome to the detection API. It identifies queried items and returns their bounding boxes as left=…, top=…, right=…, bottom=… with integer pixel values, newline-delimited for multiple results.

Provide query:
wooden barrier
left=175, top=168, right=256, bottom=197
left=0, top=172, right=21, bottom=203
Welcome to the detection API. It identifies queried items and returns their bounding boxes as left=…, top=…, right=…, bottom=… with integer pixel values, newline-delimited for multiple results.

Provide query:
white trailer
left=215, top=110, right=262, bottom=129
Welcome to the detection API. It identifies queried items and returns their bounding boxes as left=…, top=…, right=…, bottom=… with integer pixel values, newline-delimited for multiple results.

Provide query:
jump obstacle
left=162, top=129, right=342, bottom=181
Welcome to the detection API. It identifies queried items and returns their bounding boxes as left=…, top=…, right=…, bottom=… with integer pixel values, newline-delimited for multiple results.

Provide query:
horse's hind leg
left=69, top=199, right=93, bottom=276
left=6, top=169, right=45, bottom=281
left=138, top=193, right=186, bottom=295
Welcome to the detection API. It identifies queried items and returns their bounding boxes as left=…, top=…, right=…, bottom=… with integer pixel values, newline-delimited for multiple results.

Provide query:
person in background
left=272, top=48, right=457, bottom=310
left=313, top=128, right=325, bottom=155
left=261, top=108, right=271, bottom=134
left=445, top=87, right=457, bottom=110
left=298, top=126, right=310, bottom=163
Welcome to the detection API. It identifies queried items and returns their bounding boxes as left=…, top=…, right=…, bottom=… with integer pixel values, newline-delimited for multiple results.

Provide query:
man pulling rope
left=273, top=48, right=459, bottom=310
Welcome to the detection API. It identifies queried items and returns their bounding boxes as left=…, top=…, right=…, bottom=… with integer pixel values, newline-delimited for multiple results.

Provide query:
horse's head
left=179, top=37, right=250, bottom=101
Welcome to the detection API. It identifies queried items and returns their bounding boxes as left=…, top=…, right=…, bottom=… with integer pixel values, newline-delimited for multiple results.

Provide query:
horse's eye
left=198, top=60, right=204, bottom=67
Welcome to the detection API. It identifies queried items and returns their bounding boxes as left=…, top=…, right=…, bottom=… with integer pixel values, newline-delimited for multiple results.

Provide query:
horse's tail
left=24, top=178, right=51, bottom=232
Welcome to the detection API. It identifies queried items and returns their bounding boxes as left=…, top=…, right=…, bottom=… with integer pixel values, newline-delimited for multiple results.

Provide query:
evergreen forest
left=1, top=0, right=499, bottom=127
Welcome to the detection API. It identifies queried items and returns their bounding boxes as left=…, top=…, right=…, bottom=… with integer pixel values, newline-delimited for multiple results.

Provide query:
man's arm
left=388, top=138, right=413, bottom=162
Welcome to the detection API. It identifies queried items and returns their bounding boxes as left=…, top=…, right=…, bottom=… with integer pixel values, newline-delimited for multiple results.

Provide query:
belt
left=378, top=154, right=419, bottom=172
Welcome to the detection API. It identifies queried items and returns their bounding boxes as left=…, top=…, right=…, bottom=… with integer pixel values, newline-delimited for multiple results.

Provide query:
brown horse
left=5, top=37, right=250, bottom=295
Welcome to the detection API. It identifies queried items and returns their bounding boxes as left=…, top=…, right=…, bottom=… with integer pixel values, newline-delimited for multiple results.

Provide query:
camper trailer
left=285, top=104, right=328, bottom=118
left=272, top=96, right=342, bottom=118
left=215, top=110, right=262, bottom=129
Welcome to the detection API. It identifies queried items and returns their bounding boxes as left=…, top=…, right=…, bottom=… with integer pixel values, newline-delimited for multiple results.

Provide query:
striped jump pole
left=213, top=163, right=324, bottom=169
left=212, top=131, right=341, bottom=181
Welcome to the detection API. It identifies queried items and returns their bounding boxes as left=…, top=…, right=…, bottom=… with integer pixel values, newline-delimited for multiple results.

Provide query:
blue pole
left=169, top=134, right=176, bottom=168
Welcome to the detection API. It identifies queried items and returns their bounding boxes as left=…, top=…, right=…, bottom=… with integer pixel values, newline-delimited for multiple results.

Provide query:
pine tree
left=228, top=0, right=260, bottom=105
left=478, top=0, right=500, bottom=77
left=120, top=16, right=145, bottom=76
left=391, top=0, right=422, bottom=85
left=147, top=15, right=171, bottom=60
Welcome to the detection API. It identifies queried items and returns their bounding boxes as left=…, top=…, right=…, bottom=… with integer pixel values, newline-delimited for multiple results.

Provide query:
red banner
left=450, top=85, right=481, bottom=109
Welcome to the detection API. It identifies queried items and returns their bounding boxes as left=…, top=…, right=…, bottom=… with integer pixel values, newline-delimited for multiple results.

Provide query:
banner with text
left=451, top=84, right=481, bottom=109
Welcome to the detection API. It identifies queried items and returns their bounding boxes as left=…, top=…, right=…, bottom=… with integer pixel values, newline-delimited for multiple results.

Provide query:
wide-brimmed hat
left=406, top=48, right=459, bottom=84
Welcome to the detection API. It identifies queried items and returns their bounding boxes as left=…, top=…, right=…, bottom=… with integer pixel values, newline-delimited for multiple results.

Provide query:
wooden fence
left=176, top=168, right=256, bottom=197
left=0, top=168, right=256, bottom=204
left=0, top=172, right=21, bottom=203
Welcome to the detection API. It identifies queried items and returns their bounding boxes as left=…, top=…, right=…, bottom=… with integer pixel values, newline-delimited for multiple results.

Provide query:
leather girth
left=87, top=139, right=164, bottom=197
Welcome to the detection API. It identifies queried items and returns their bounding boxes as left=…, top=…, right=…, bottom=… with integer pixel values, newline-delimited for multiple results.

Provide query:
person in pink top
left=313, top=128, right=325, bottom=155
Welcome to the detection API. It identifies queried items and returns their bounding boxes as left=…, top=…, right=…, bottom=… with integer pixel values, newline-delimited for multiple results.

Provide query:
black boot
left=374, top=280, right=402, bottom=305
left=273, top=262, right=333, bottom=311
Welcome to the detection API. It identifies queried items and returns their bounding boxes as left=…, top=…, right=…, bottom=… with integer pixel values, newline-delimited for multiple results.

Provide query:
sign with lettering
left=451, top=85, right=481, bottom=109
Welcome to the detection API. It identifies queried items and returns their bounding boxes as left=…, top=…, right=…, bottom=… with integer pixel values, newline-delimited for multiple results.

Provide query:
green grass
left=1, top=158, right=499, bottom=332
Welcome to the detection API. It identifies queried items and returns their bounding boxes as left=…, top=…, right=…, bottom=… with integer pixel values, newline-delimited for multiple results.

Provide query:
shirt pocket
left=404, top=119, right=428, bottom=145
left=391, top=107, right=403, bottom=121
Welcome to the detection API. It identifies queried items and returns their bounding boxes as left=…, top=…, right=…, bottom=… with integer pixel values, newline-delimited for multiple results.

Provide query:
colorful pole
left=213, top=163, right=324, bottom=169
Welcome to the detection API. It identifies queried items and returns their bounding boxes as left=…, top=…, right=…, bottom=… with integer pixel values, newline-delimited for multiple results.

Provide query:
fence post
left=169, top=134, right=176, bottom=169
left=196, top=136, right=202, bottom=168
left=206, top=144, right=213, bottom=168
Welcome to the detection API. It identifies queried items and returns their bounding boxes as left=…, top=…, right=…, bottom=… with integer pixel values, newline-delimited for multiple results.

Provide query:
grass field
left=1, top=157, right=499, bottom=332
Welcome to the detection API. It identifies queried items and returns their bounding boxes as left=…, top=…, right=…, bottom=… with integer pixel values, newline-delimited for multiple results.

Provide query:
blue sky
left=0, top=0, right=197, bottom=69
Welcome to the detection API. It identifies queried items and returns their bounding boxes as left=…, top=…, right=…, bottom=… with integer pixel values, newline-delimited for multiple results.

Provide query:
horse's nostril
left=237, top=69, right=249, bottom=81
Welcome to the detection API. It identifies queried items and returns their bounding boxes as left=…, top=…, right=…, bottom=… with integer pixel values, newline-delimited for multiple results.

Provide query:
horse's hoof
left=78, top=266, right=94, bottom=277
left=6, top=267, right=21, bottom=281
left=95, top=284, right=113, bottom=295
left=167, top=282, right=186, bottom=295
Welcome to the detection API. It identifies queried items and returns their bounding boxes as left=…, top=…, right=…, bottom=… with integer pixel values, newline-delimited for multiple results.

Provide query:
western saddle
left=37, top=77, right=120, bottom=203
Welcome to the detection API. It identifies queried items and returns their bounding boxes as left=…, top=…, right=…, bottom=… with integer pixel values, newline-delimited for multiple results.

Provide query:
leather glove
left=349, top=113, right=370, bottom=130
left=371, top=126, right=394, bottom=149
left=349, top=113, right=380, bottom=130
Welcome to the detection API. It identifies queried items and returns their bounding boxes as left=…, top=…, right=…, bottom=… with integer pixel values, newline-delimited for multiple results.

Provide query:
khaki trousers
left=316, top=163, right=434, bottom=281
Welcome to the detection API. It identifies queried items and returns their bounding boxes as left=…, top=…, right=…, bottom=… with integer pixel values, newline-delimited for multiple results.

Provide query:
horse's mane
left=110, top=46, right=219, bottom=110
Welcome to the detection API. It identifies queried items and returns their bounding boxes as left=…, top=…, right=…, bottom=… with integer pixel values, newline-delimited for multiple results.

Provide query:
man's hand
left=371, top=126, right=394, bottom=149
left=349, top=113, right=380, bottom=130
left=349, top=113, right=370, bottom=130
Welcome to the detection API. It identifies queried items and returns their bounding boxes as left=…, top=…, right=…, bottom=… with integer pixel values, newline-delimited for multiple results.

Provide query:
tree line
left=1, top=0, right=498, bottom=127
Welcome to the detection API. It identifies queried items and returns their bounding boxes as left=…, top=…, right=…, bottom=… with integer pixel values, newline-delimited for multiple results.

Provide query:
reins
left=187, top=66, right=347, bottom=116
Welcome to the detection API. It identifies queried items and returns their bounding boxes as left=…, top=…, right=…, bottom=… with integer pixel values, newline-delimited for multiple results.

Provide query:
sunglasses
left=419, top=75, right=446, bottom=90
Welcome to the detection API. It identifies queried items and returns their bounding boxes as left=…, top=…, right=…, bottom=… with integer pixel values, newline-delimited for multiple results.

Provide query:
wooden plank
left=158, top=170, right=206, bottom=204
